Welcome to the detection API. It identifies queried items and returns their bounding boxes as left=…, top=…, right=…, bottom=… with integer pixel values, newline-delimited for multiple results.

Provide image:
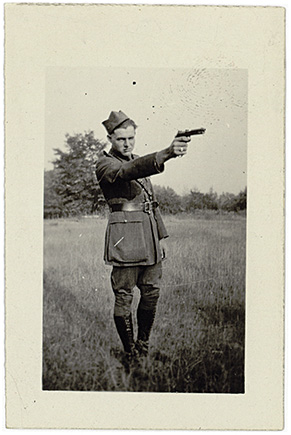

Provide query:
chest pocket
left=107, top=213, right=148, bottom=263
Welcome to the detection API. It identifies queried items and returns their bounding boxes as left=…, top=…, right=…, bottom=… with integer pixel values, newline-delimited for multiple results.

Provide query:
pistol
left=176, top=128, right=206, bottom=138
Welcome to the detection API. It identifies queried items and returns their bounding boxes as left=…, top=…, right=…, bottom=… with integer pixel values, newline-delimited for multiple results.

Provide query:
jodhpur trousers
left=110, top=262, right=162, bottom=317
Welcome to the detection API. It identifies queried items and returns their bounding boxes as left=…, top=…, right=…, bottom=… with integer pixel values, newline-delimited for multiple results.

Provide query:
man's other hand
left=160, top=238, right=167, bottom=260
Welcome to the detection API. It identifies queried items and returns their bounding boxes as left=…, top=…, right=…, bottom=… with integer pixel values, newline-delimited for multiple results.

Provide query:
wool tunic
left=96, top=149, right=168, bottom=267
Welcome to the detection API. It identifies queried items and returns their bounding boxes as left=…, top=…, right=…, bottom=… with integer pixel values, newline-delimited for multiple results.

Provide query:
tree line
left=44, top=131, right=246, bottom=219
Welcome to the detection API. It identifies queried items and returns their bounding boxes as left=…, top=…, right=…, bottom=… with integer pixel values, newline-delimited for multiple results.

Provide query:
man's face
left=108, top=125, right=136, bottom=159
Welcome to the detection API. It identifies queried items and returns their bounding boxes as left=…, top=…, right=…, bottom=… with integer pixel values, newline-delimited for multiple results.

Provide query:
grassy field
left=43, top=214, right=246, bottom=393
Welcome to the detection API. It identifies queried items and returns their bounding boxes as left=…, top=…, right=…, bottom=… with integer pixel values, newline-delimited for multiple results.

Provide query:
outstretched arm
left=96, top=152, right=165, bottom=184
left=96, top=135, right=191, bottom=184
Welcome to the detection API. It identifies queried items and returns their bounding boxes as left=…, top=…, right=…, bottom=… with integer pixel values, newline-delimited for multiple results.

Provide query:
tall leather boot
left=113, top=314, right=135, bottom=353
left=136, top=307, right=156, bottom=357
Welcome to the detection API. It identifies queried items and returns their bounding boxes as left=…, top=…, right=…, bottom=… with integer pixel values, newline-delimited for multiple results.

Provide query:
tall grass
left=43, top=215, right=245, bottom=392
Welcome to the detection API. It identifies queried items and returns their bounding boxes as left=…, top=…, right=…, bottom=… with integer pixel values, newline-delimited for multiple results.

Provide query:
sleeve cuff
left=154, top=153, right=165, bottom=173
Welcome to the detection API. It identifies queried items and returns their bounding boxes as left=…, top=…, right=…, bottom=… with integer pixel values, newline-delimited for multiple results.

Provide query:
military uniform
left=96, top=113, right=168, bottom=360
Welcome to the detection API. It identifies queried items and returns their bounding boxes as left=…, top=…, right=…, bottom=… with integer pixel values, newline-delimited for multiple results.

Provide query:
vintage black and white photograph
left=5, top=3, right=284, bottom=430
left=43, top=67, right=247, bottom=393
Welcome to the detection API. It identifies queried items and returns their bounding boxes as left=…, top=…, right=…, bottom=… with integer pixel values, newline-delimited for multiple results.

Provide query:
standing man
left=96, top=110, right=190, bottom=364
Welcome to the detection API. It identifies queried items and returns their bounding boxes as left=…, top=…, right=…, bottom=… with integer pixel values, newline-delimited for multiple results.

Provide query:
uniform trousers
left=111, top=262, right=162, bottom=317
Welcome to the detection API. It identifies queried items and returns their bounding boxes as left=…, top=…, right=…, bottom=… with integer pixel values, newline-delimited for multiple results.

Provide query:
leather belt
left=109, top=201, right=159, bottom=214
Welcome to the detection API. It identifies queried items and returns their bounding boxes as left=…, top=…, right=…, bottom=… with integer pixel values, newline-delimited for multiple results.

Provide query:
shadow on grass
left=127, top=343, right=244, bottom=393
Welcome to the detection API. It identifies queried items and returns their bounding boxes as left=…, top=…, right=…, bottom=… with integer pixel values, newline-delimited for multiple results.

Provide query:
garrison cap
left=102, top=110, right=130, bottom=134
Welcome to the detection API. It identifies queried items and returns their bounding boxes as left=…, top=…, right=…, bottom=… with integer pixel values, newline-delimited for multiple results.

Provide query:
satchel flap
left=109, top=211, right=144, bottom=224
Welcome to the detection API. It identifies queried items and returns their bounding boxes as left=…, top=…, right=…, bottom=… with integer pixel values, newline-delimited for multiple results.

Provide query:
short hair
left=112, top=118, right=137, bottom=134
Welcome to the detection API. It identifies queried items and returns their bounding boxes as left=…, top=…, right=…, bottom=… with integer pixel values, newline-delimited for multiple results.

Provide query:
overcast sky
left=45, top=67, right=247, bottom=195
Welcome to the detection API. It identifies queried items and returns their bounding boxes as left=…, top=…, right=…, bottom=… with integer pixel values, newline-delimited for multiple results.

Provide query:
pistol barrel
left=176, top=128, right=206, bottom=138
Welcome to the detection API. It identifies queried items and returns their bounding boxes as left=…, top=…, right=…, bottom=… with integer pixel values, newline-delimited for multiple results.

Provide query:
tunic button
left=124, top=219, right=127, bottom=223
